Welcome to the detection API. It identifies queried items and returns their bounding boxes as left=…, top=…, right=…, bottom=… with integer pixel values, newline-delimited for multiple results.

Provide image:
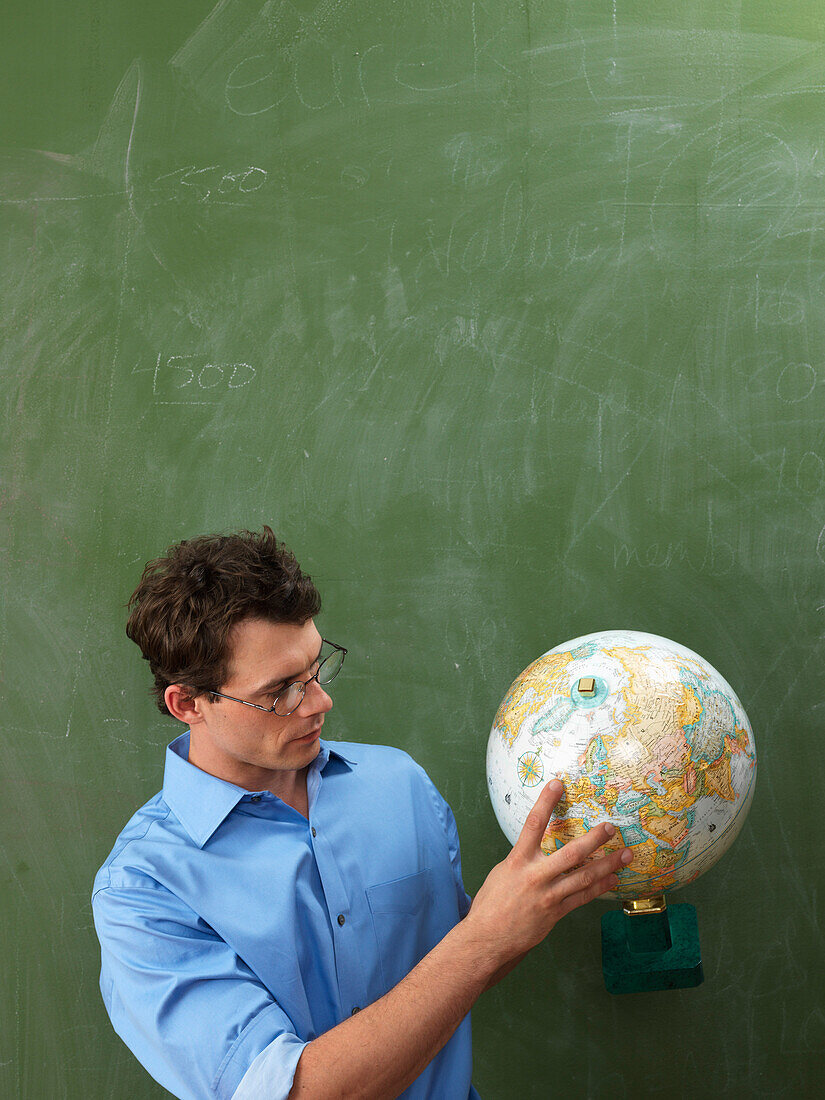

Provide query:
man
left=92, top=528, right=631, bottom=1099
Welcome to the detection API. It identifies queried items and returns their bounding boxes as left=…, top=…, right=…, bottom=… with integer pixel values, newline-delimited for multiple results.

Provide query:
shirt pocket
left=366, top=868, right=434, bottom=992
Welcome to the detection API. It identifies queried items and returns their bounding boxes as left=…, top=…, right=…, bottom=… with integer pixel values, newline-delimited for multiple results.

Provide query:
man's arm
left=289, top=780, right=632, bottom=1100
left=92, top=879, right=307, bottom=1100
left=463, top=897, right=528, bottom=993
left=289, top=902, right=506, bottom=1099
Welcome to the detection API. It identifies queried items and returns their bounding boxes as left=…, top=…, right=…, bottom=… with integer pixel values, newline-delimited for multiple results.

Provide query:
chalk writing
left=444, top=133, right=505, bottom=187
left=145, top=355, right=257, bottom=404
left=776, top=361, right=817, bottom=404
left=151, top=164, right=268, bottom=203
left=796, top=452, right=825, bottom=495
left=613, top=511, right=735, bottom=576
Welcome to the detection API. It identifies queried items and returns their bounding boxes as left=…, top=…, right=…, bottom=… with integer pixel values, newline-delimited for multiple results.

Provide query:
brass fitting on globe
left=623, top=896, right=667, bottom=916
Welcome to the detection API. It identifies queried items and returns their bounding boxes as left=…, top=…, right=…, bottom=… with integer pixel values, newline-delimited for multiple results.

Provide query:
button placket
left=311, top=808, right=367, bottom=1020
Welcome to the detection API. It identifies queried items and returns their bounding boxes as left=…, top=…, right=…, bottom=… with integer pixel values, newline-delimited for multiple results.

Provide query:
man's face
left=188, top=617, right=333, bottom=789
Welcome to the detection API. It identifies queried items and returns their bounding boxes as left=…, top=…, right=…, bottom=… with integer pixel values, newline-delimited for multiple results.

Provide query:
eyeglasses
left=208, top=639, right=347, bottom=717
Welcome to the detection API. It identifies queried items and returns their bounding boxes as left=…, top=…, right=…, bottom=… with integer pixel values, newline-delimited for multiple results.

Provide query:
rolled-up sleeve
left=92, top=880, right=306, bottom=1100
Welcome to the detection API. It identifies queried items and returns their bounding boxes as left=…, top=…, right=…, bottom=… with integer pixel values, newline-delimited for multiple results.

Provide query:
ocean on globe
left=486, top=631, right=757, bottom=901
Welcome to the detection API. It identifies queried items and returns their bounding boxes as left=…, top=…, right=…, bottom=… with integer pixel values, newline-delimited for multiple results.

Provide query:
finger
left=512, top=780, right=564, bottom=857
left=557, top=868, right=620, bottom=918
left=546, top=820, right=619, bottom=875
left=551, top=847, right=632, bottom=902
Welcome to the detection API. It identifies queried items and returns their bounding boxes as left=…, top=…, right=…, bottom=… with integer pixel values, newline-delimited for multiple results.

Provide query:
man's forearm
left=483, top=949, right=528, bottom=993
left=463, top=898, right=528, bottom=993
left=288, top=915, right=506, bottom=1100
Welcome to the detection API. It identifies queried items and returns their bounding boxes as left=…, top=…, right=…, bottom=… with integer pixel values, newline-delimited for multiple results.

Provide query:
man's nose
left=300, top=675, right=333, bottom=714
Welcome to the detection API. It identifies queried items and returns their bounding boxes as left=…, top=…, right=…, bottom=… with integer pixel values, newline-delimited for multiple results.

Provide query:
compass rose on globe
left=517, top=750, right=544, bottom=787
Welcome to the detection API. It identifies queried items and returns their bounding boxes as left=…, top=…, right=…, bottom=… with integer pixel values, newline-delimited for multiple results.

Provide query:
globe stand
left=601, top=896, right=703, bottom=994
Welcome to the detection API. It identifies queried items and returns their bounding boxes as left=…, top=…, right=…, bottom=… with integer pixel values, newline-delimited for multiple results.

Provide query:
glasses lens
left=274, top=681, right=304, bottom=716
left=318, top=648, right=344, bottom=685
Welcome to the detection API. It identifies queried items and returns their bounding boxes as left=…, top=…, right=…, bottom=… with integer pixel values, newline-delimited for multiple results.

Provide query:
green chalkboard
left=2, top=1, right=824, bottom=1096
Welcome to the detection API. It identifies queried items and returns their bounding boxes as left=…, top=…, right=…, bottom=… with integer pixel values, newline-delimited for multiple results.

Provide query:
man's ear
left=164, top=684, right=207, bottom=726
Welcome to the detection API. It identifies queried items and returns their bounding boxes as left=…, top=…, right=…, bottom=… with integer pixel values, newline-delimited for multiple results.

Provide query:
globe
left=486, top=630, right=757, bottom=901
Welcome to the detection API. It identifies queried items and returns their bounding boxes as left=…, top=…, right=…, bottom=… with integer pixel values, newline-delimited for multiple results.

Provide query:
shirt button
left=251, top=795, right=262, bottom=802
left=337, top=914, right=346, bottom=926
left=311, top=827, right=317, bottom=837
left=351, top=1006, right=361, bottom=1015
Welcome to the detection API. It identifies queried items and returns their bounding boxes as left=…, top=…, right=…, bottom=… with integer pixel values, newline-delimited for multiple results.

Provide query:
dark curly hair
left=126, top=527, right=322, bottom=714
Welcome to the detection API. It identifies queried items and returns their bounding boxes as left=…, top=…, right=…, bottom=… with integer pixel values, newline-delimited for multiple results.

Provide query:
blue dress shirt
left=92, top=733, right=481, bottom=1100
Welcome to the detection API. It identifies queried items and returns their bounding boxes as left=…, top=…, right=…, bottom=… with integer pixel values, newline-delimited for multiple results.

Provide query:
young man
left=92, top=528, right=631, bottom=1100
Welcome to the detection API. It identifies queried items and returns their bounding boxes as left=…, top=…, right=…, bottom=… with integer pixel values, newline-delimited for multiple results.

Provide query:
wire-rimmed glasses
left=208, top=639, right=347, bottom=716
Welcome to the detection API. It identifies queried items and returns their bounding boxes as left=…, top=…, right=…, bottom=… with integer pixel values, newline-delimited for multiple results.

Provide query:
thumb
left=512, top=779, right=563, bottom=858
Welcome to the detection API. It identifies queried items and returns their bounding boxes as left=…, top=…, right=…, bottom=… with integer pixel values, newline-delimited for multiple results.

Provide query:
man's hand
left=463, top=780, right=633, bottom=969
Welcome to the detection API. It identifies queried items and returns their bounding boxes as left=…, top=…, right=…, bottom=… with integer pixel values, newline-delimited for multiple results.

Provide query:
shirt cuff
left=230, top=1024, right=307, bottom=1100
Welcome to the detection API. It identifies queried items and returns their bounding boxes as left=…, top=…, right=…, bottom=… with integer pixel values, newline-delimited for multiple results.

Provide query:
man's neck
left=186, top=735, right=311, bottom=818
left=272, top=769, right=309, bottom=818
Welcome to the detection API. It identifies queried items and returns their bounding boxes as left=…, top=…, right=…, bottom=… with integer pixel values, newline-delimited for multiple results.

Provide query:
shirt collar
left=162, top=731, right=357, bottom=848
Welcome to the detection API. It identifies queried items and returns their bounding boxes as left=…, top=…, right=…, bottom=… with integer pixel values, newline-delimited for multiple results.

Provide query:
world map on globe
left=486, top=631, right=757, bottom=900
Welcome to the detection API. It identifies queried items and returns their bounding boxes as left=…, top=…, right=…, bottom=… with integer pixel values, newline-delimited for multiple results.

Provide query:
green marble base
left=601, top=903, right=704, bottom=994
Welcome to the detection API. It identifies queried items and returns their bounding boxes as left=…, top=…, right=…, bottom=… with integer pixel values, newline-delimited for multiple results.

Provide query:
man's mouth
left=294, top=725, right=322, bottom=742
